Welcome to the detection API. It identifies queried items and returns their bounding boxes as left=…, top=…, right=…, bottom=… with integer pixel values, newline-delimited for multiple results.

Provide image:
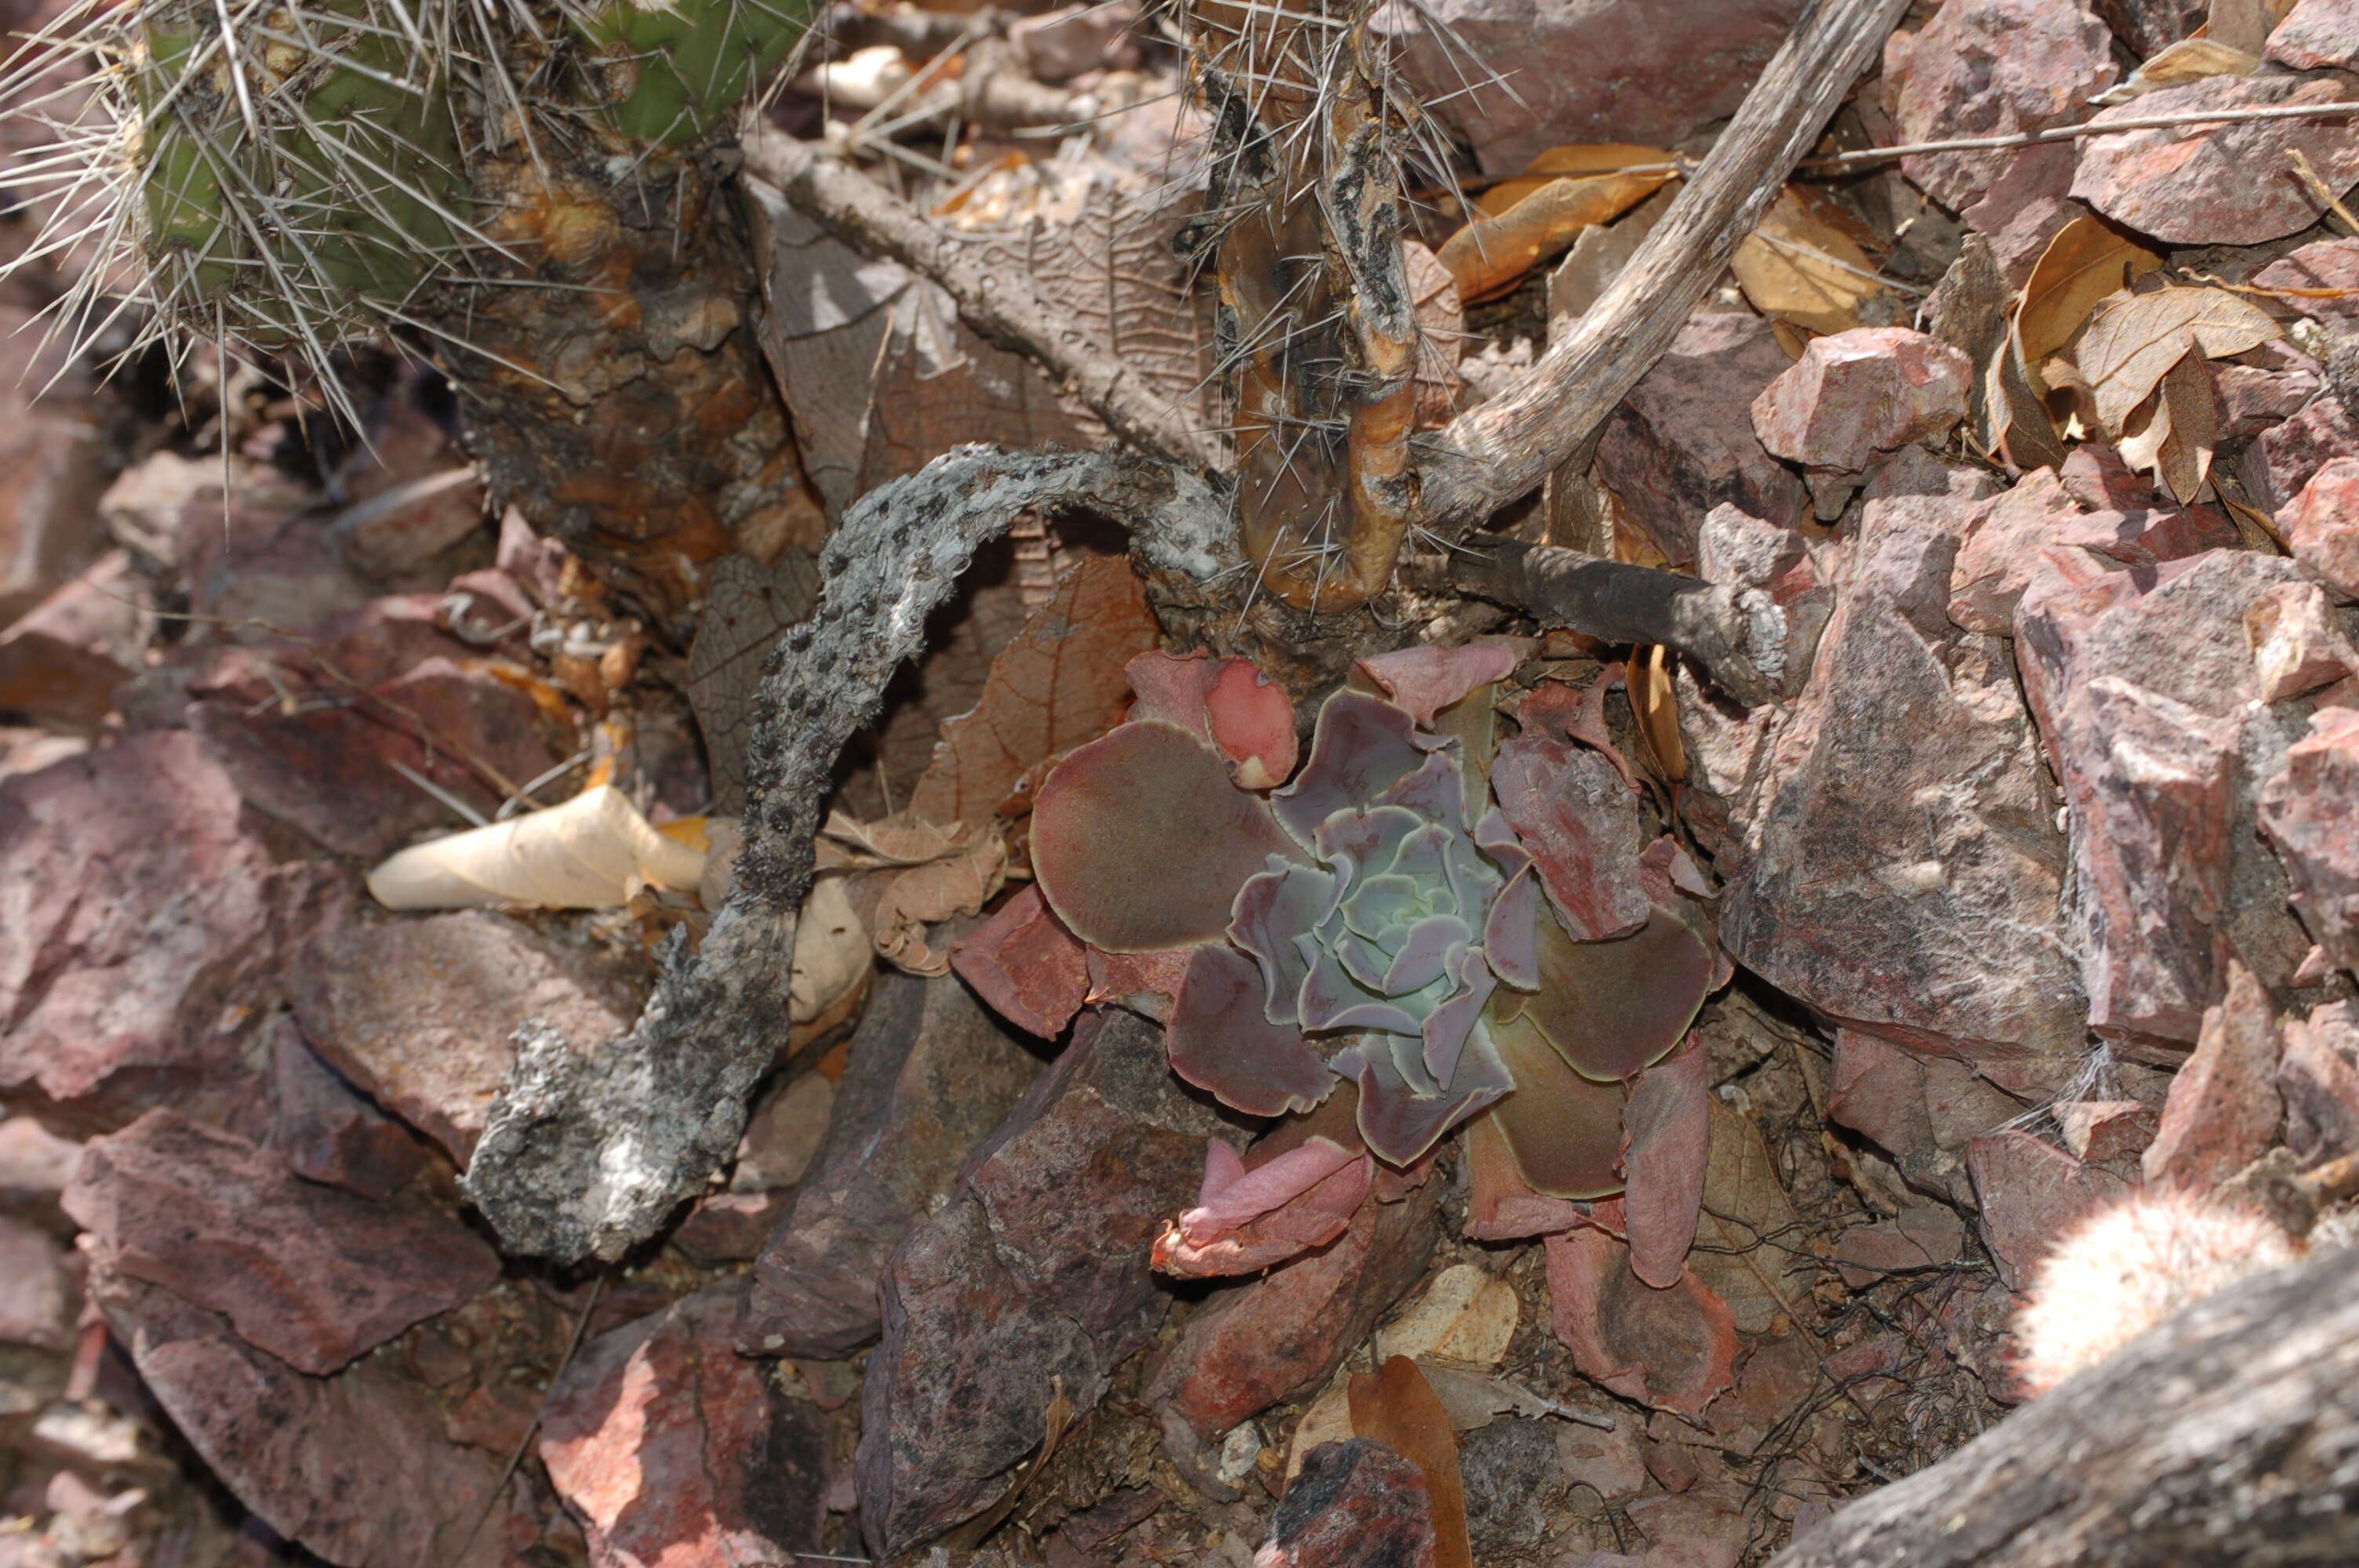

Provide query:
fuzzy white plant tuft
left=2013, top=1188, right=2299, bottom=1396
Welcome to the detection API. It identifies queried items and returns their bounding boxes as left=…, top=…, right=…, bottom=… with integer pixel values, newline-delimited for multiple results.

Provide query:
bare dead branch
left=1413, top=0, right=1914, bottom=534
left=1772, top=1243, right=2359, bottom=1568
left=741, top=128, right=1226, bottom=475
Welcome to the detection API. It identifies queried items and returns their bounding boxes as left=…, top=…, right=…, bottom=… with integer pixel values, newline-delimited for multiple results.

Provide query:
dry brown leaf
left=818, top=808, right=1011, bottom=975
left=2015, top=216, right=2165, bottom=376
left=1629, top=646, right=1686, bottom=782
left=1441, top=146, right=1672, bottom=304
left=2120, top=350, right=2223, bottom=503
left=907, top=554, right=1161, bottom=833
left=2093, top=36, right=2259, bottom=103
left=1731, top=184, right=1888, bottom=334
left=1474, top=143, right=1674, bottom=217
left=1373, top=1264, right=1520, bottom=1369
left=684, top=550, right=823, bottom=813
left=1349, top=1356, right=1471, bottom=1568
left=1689, top=1102, right=1813, bottom=1336
left=2075, top=285, right=2281, bottom=437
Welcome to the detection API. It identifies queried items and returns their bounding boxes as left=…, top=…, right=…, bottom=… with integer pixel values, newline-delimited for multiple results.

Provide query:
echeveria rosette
left=1031, top=666, right=1539, bottom=1164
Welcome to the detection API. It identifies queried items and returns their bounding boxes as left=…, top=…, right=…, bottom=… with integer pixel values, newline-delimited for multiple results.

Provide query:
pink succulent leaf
left=1339, top=1021, right=1514, bottom=1165
left=1514, top=901, right=1715, bottom=1083
left=1032, top=720, right=1307, bottom=953
left=1166, top=943, right=1339, bottom=1116
left=1546, top=1227, right=1738, bottom=1418
left=1299, top=943, right=1430, bottom=1044
left=1638, top=835, right=1714, bottom=902
left=1620, top=1039, right=1711, bottom=1288
left=1153, top=1152, right=1371, bottom=1278
left=1484, top=870, right=1540, bottom=992
left=1490, top=733, right=1649, bottom=942
left=1464, top=1113, right=1590, bottom=1240
left=1357, top=639, right=1521, bottom=728
left=1124, top=652, right=1299, bottom=789
left=1272, top=690, right=1427, bottom=844
left=1313, top=803, right=1426, bottom=887
left=1229, top=862, right=1339, bottom=1025
left=1488, top=1011, right=1628, bottom=1200
left=1419, top=945, right=1498, bottom=1087
left=950, top=884, right=1090, bottom=1039
left=1180, top=1134, right=1361, bottom=1243
left=1377, top=915, right=1469, bottom=996
left=1512, top=675, right=1637, bottom=789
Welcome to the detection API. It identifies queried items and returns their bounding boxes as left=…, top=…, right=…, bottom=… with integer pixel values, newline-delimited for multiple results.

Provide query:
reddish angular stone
left=1379, top=0, right=1808, bottom=176
left=1833, top=1204, right=1965, bottom=1290
left=1888, top=0, right=2116, bottom=212
left=1594, top=312, right=1808, bottom=565
left=2252, top=395, right=2359, bottom=513
left=2074, top=74, right=2359, bottom=245
left=739, top=971, right=1043, bottom=1358
left=2056, top=1100, right=2158, bottom=1167
left=1947, top=468, right=2237, bottom=634
left=1152, top=1181, right=1439, bottom=1440
left=2091, top=0, right=2206, bottom=56
left=1965, top=1131, right=2129, bottom=1290
left=855, top=1008, right=1225, bottom=1558
left=289, top=909, right=635, bottom=1167
left=64, top=1109, right=499, bottom=1375
left=0, top=307, right=108, bottom=626
left=2248, top=580, right=2359, bottom=702
left=2141, top=964, right=2284, bottom=1188
left=2268, top=0, right=2359, bottom=69
left=0, top=1216, right=76, bottom=1351
left=1828, top=1030, right=2064, bottom=1203
left=2016, top=551, right=2318, bottom=1045
left=0, top=1116, right=81, bottom=1228
left=1259, top=1439, right=1436, bottom=1568
left=2287, top=455, right=2359, bottom=601
left=2261, top=706, right=2359, bottom=977
left=271, top=1018, right=429, bottom=1201
left=85, top=1268, right=524, bottom=1568
left=1717, top=491, right=2084, bottom=1058
left=2281, top=1001, right=2359, bottom=1167
left=1750, top=329, right=1972, bottom=475
left=542, top=1285, right=827, bottom=1568
left=1961, top=142, right=2077, bottom=286
left=2252, top=238, right=2359, bottom=317
left=0, top=731, right=340, bottom=1134
left=1490, top=734, right=1648, bottom=941
left=671, top=1190, right=791, bottom=1265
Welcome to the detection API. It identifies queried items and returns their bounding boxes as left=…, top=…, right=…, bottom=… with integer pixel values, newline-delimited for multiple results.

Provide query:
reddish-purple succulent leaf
left=1273, top=691, right=1428, bottom=844
left=1487, top=1012, right=1629, bottom=1201
left=1314, top=803, right=1426, bottom=885
left=1379, top=915, right=1469, bottom=996
left=1154, top=1151, right=1371, bottom=1278
left=1620, top=1040, right=1711, bottom=1287
left=1463, top=1113, right=1591, bottom=1240
left=1124, top=651, right=1300, bottom=789
left=1339, top=1024, right=1514, bottom=1166
left=1490, top=733, right=1649, bottom=942
left=1230, top=862, right=1339, bottom=1025
left=1032, top=720, right=1305, bottom=953
left=1301, top=944, right=1430, bottom=1043
left=1370, top=750, right=1467, bottom=832
left=951, top=884, right=1090, bottom=1038
left=1514, top=675, right=1637, bottom=789
left=1507, top=902, right=1714, bottom=1083
left=1180, top=1134, right=1362, bottom=1243
left=1358, top=639, right=1521, bottom=728
left=1483, top=869, right=1540, bottom=991
left=1546, top=1227, right=1739, bottom=1418
left=1166, top=943, right=1338, bottom=1116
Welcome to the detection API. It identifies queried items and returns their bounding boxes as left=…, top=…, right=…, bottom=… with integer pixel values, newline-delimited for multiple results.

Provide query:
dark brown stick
left=1772, top=1243, right=2359, bottom=1568
left=1412, top=0, right=1914, bottom=534
left=740, top=127, right=1224, bottom=475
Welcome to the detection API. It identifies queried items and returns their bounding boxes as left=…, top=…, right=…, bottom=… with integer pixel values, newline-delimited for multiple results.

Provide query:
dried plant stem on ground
left=1773, top=1245, right=2359, bottom=1568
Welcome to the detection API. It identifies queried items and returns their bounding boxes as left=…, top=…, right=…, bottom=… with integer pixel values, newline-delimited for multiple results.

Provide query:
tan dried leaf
left=2119, top=350, right=2223, bottom=503
left=2015, top=216, right=2165, bottom=375
left=1731, top=185, right=1888, bottom=334
left=2092, top=36, right=2259, bottom=103
left=1373, top=1263, right=1520, bottom=1370
left=365, top=785, right=707, bottom=911
left=1441, top=145, right=1672, bottom=305
left=820, top=808, right=1009, bottom=975
left=685, top=550, right=822, bottom=813
left=2075, top=285, right=2281, bottom=437
left=1689, top=1102, right=1813, bottom=1336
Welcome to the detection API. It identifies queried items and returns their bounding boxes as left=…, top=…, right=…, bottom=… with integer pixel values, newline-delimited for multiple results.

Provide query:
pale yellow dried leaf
left=366, top=784, right=707, bottom=911
left=2092, top=36, right=2258, bottom=104
left=791, top=875, right=873, bottom=1022
left=1731, top=185, right=1887, bottom=334
left=1374, top=1264, right=1520, bottom=1369
left=2077, top=285, right=2279, bottom=436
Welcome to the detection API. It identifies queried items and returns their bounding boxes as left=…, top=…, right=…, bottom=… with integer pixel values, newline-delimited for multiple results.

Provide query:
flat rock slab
left=739, top=970, right=1045, bottom=1358
left=64, top=1109, right=499, bottom=1375
left=290, top=909, right=636, bottom=1167
left=0, top=730, right=339, bottom=1134
left=1888, top=0, right=2116, bottom=212
left=855, top=1007, right=1228, bottom=1559
left=542, top=1284, right=829, bottom=1568
left=1966, top=1130, right=2129, bottom=1291
left=2262, top=706, right=2359, bottom=978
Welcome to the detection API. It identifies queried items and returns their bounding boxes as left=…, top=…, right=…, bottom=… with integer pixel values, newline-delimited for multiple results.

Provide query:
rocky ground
left=3, top=0, right=2359, bottom=1565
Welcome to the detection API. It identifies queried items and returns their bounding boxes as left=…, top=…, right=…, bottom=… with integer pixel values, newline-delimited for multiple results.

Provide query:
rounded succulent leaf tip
left=1500, top=901, right=1715, bottom=1084
left=1487, top=1011, right=1628, bottom=1200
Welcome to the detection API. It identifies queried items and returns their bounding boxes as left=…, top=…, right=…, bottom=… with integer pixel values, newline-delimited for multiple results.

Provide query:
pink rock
left=1751, top=328, right=1972, bottom=474
left=0, top=1116, right=81, bottom=1224
left=542, top=1285, right=827, bottom=1567
left=1965, top=1130, right=2129, bottom=1290
left=289, top=909, right=635, bottom=1167
left=64, top=1109, right=499, bottom=1375
left=670, top=1190, right=791, bottom=1265
left=5, top=550, right=151, bottom=668
left=2287, top=455, right=2359, bottom=601
left=2281, top=1001, right=2359, bottom=1167
left=2248, top=580, right=2359, bottom=702
left=2261, top=706, right=2359, bottom=977
left=1594, top=311, right=1807, bottom=565
left=1832, top=1203, right=1965, bottom=1290
left=1379, top=0, right=1806, bottom=176
left=1947, top=469, right=2237, bottom=634
left=1489, top=734, right=1648, bottom=940
left=2252, top=238, right=2359, bottom=316
left=0, top=1216, right=76, bottom=1351
left=2215, top=357, right=2324, bottom=439
left=87, top=1268, right=525, bottom=1568
left=2267, top=0, right=2359, bottom=69
left=2016, top=551, right=2317, bottom=1046
left=2090, top=0, right=2207, bottom=57
left=2055, top=1100, right=2158, bottom=1167
left=0, top=731, right=339, bottom=1134
left=1153, top=1181, right=1437, bottom=1440
left=1888, top=0, right=2116, bottom=212
left=2253, top=396, right=2359, bottom=513
left=2141, top=963, right=2285, bottom=1189
left=2074, top=74, right=2359, bottom=245
left=271, top=1018, right=430, bottom=1201
left=856, top=1010, right=1226, bottom=1559
left=1717, top=490, right=2085, bottom=1058
left=0, top=307, right=108, bottom=626
left=1258, top=1439, right=1436, bottom=1568
left=1961, top=142, right=2079, bottom=286
left=740, top=971, right=1042, bottom=1359
left=1828, top=1031, right=2056, bottom=1203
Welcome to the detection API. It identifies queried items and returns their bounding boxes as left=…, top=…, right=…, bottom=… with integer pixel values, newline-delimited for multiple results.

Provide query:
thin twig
left=2287, top=147, right=2359, bottom=235
left=1802, top=96, right=2359, bottom=172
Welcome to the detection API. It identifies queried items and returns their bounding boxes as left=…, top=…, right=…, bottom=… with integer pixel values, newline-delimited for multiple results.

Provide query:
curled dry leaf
left=2118, top=350, right=2223, bottom=503
left=816, top=808, right=1010, bottom=975
left=1620, top=1040, right=1712, bottom=1288
left=2092, top=36, right=2259, bottom=104
left=1414, top=1363, right=1616, bottom=1433
left=788, top=875, right=872, bottom=1025
left=2074, top=285, right=2281, bottom=436
left=366, top=784, right=707, bottom=911
left=1991, top=215, right=2163, bottom=464
left=1731, top=185, right=1888, bottom=336
left=1439, top=145, right=1672, bottom=305
left=1545, top=1226, right=1739, bottom=1418
left=1347, top=1356, right=1471, bottom=1568
left=1374, top=1263, right=1520, bottom=1369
